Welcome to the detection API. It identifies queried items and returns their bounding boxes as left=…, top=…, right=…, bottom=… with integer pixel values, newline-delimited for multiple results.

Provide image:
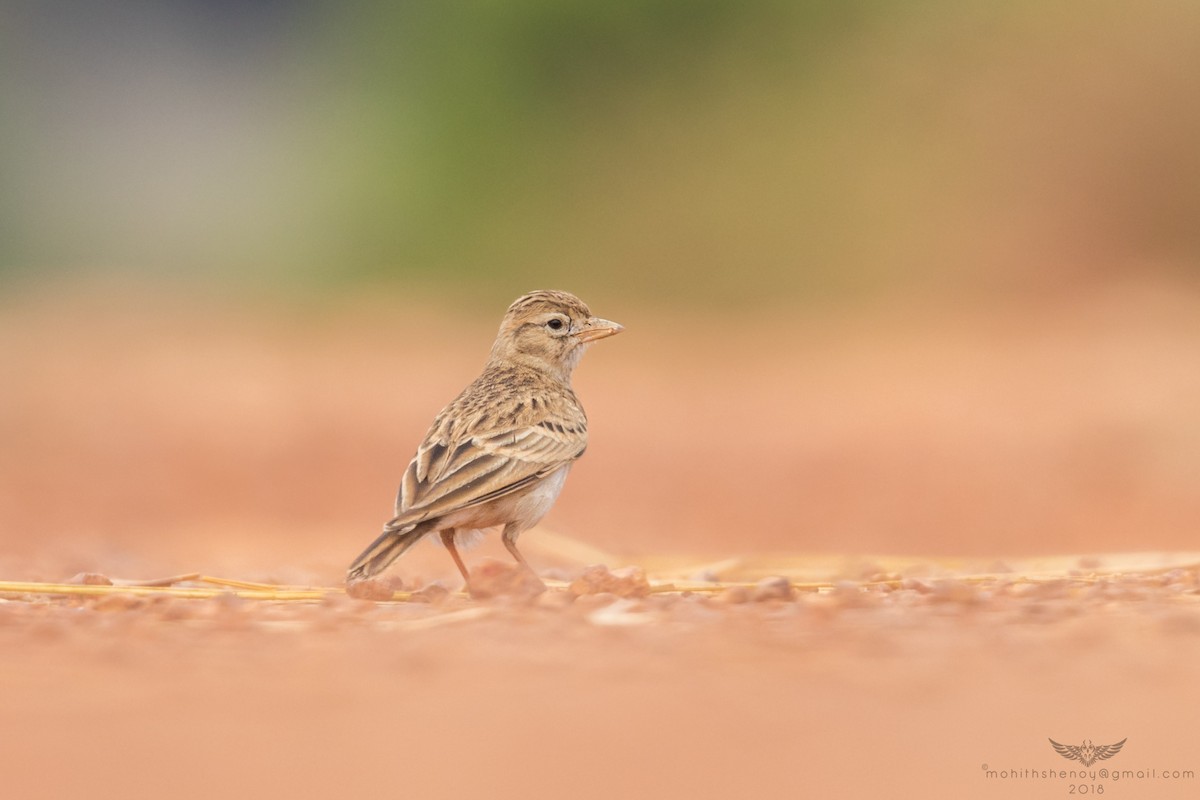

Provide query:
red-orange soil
left=2, top=280, right=1198, bottom=798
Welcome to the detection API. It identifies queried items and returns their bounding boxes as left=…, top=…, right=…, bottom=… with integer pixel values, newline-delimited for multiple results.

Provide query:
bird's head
left=490, top=290, right=623, bottom=381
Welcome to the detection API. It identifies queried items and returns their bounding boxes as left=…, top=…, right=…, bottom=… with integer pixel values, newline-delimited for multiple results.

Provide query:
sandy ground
left=2, top=277, right=1199, bottom=798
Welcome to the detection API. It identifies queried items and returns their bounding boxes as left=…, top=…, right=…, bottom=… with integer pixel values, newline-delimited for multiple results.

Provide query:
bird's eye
left=547, top=318, right=565, bottom=331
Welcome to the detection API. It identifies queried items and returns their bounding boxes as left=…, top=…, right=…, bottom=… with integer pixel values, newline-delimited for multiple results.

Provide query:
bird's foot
left=467, top=558, right=547, bottom=599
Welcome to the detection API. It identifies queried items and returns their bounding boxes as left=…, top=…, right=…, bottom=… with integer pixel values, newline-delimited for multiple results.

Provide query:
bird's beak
left=575, top=317, right=624, bottom=343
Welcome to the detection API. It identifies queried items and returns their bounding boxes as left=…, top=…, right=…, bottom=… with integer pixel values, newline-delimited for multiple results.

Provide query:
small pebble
left=931, top=580, right=979, bottom=606
left=752, top=576, right=795, bottom=602
left=568, top=564, right=650, bottom=598
left=409, top=582, right=452, bottom=604
left=831, top=581, right=868, bottom=608
left=468, top=559, right=546, bottom=600
left=345, top=578, right=397, bottom=602
left=715, top=586, right=750, bottom=605
left=66, top=573, right=113, bottom=586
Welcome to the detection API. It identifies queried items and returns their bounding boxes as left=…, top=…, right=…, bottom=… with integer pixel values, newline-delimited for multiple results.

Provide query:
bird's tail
left=346, top=520, right=429, bottom=582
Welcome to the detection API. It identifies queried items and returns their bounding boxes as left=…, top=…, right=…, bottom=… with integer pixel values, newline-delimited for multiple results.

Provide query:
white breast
left=511, top=464, right=571, bottom=530
left=438, top=464, right=572, bottom=536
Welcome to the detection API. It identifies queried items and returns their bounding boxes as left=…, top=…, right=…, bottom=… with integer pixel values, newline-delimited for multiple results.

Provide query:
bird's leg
left=501, top=524, right=547, bottom=591
left=440, top=529, right=472, bottom=594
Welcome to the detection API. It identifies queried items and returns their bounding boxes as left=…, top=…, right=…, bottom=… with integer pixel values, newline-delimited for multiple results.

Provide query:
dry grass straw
left=1, top=530, right=1197, bottom=604
left=0, top=562, right=1191, bottom=604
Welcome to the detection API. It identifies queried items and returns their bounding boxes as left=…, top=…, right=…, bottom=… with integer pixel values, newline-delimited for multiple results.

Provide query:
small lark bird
left=347, top=290, right=623, bottom=591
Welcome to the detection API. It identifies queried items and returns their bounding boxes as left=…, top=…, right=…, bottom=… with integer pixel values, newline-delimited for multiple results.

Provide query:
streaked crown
left=503, top=290, right=591, bottom=323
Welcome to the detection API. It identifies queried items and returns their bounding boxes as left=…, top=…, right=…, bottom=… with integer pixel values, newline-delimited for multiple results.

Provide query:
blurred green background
left=2, top=0, right=1197, bottom=308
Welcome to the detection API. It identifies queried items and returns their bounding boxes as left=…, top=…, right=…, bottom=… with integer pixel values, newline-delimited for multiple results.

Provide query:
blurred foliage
left=0, top=0, right=1197, bottom=307
left=317, top=0, right=886, bottom=298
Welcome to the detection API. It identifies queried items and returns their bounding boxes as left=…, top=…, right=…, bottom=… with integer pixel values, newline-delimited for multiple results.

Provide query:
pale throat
left=490, top=338, right=584, bottom=384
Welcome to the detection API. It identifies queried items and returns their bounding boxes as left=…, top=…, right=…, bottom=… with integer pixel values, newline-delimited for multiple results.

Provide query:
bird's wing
left=1093, top=739, right=1127, bottom=762
left=390, top=411, right=586, bottom=527
left=1049, top=740, right=1081, bottom=761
